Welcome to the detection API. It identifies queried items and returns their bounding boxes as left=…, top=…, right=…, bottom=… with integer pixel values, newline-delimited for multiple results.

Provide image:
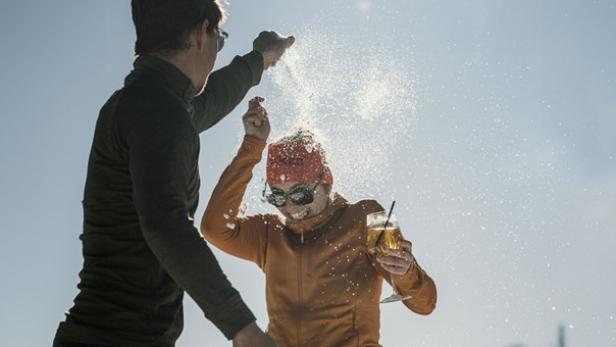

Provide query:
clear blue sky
left=1, top=1, right=615, bottom=346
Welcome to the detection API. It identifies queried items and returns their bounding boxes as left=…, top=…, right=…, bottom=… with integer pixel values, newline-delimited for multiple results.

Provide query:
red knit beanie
left=266, top=130, right=333, bottom=186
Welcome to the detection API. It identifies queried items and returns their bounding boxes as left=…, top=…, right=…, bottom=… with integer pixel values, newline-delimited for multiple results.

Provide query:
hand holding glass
left=366, top=211, right=413, bottom=303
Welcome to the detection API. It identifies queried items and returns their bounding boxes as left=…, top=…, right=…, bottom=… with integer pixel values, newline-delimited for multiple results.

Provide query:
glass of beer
left=366, top=211, right=413, bottom=303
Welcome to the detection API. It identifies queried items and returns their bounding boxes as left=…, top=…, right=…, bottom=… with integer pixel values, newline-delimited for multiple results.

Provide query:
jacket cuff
left=241, top=135, right=267, bottom=159
left=208, top=294, right=256, bottom=340
left=241, top=51, right=265, bottom=86
left=391, top=260, right=422, bottom=288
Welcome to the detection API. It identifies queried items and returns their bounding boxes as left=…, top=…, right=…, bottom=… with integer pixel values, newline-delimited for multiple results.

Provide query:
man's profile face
left=194, top=21, right=219, bottom=94
left=203, top=28, right=219, bottom=73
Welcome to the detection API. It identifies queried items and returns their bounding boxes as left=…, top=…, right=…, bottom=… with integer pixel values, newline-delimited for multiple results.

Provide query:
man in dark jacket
left=53, top=1, right=294, bottom=346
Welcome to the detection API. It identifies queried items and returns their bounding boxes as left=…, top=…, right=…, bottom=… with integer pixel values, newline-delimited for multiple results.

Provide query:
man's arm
left=191, top=31, right=295, bottom=133
left=127, top=104, right=255, bottom=340
left=191, top=51, right=264, bottom=133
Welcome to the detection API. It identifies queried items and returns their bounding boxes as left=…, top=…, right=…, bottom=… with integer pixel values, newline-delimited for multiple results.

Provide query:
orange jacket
left=201, top=136, right=437, bottom=347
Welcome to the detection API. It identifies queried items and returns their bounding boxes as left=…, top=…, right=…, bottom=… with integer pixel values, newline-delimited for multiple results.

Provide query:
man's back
left=54, top=4, right=294, bottom=345
left=56, top=63, right=200, bottom=346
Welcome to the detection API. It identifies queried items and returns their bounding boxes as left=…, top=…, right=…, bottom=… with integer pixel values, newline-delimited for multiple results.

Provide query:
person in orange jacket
left=200, top=97, right=437, bottom=347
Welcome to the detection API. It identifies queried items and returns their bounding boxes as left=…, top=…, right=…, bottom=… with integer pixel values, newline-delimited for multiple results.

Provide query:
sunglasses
left=262, top=181, right=320, bottom=207
left=216, top=29, right=228, bottom=52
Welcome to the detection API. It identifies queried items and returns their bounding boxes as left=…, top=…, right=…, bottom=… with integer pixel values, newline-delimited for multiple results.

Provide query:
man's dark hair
left=131, top=0, right=225, bottom=55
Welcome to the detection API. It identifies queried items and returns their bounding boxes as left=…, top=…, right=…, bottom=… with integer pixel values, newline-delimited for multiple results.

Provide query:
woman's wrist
left=240, top=135, right=267, bottom=159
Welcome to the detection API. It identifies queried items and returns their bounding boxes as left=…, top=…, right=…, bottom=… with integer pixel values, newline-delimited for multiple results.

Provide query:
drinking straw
left=375, top=200, right=396, bottom=249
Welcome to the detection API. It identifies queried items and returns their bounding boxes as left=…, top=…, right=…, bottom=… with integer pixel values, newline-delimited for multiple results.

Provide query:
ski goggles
left=262, top=181, right=320, bottom=207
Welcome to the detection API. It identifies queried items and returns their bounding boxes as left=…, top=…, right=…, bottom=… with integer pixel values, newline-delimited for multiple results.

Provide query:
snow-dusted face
left=269, top=181, right=330, bottom=221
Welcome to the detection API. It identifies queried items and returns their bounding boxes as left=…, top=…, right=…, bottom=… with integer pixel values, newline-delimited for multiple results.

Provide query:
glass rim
left=366, top=210, right=399, bottom=227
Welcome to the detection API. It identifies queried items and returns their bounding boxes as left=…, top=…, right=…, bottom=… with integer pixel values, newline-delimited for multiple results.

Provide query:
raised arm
left=201, top=135, right=271, bottom=268
left=127, top=101, right=254, bottom=340
left=192, top=31, right=295, bottom=133
left=201, top=98, right=272, bottom=269
left=191, top=51, right=264, bottom=133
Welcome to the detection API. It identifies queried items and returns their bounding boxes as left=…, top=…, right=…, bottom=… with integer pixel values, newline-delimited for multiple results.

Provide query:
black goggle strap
left=261, top=179, right=268, bottom=201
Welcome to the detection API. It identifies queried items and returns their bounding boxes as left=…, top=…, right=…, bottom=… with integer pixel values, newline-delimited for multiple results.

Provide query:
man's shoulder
left=118, top=78, right=183, bottom=112
left=112, top=79, right=191, bottom=129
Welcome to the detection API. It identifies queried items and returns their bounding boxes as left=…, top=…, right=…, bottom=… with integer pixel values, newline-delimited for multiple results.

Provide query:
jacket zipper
left=297, top=246, right=303, bottom=346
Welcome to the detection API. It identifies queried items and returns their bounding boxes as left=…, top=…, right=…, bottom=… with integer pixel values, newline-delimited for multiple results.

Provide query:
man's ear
left=193, top=19, right=210, bottom=50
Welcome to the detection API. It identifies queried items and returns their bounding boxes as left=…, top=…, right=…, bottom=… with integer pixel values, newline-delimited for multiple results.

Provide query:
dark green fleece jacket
left=55, top=51, right=264, bottom=347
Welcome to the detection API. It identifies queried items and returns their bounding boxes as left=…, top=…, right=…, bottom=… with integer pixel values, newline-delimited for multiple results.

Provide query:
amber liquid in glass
left=367, top=226, right=402, bottom=252
left=365, top=210, right=412, bottom=303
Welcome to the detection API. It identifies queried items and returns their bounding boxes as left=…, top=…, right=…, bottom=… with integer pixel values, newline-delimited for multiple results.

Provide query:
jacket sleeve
left=191, top=51, right=264, bottom=133
left=386, top=258, right=437, bottom=315
left=127, top=104, right=255, bottom=340
left=201, top=135, right=270, bottom=269
left=360, top=200, right=438, bottom=315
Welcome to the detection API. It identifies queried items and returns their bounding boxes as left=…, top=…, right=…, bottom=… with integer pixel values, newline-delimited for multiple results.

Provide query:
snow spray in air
left=256, top=29, right=419, bottom=202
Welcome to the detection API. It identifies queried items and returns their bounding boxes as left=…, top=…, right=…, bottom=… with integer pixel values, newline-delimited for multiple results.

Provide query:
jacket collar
left=283, top=194, right=348, bottom=242
left=124, top=55, right=196, bottom=106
